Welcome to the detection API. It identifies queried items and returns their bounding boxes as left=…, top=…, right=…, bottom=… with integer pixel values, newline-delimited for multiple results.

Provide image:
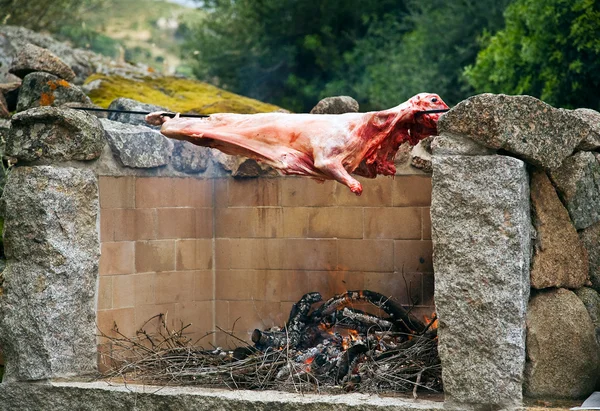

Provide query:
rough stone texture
left=0, top=166, right=99, bottom=381
left=310, top=96, right=359, bottom=114
left=572, top=108, right=600, bottom=151
left=530, top=169, right=589, bottom=289
left=580, top=221, right=600, bottom=292
left=107, top=97, right=167, bottom=128
left=171, top=140, right=211, bottom=173
left=549, top=151, right=600, bottom=230
left=430, top=133, right=496, bottom=156
left=211, top=150, right=276, bottom=177
left=438, top=94, right=592, bottom=169
left=9, top=43, right=76, bottom=81
left=431, top=154, right=530, bottom=410
left=0, top=381, right=445, bottom=411
left=410, top=136, right=433, bottom=173
left=525, top=288, right=599, bottom=399
left=575, top=287, right=600, bottom=346
left=16, top=72, right=92, bottom=112
left=7, top=106, right=105, bottom=162
left=100, top=118, right=172, bottom=168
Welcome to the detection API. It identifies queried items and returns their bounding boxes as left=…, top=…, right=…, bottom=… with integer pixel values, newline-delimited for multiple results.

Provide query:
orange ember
left=304, top=356, right=314, bottom=365
left=423, top=312, right=439, bottom=330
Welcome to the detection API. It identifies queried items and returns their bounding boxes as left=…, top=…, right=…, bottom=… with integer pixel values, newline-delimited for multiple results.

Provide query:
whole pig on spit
left=146, top=93, right=448, bottom=195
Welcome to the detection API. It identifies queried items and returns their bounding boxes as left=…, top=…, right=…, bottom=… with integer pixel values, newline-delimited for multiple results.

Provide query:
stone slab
left=580, top=221, right=600, bottom=293
left=7, top=106, right=105, bottom=162
left=438, top=94, right=592, bottom=169
left=0, top=166, right=99, bottom=381
left=525, top=288, right=599, bottom=399
left=0, top=381, right=444, bottom=411
left=100, top=118, right=172, bottom=168
left=431, top=154, right=530, bottom=409
left=530, top=169, right=589, bottom=289
left=549, top=151, right=600, bottom=230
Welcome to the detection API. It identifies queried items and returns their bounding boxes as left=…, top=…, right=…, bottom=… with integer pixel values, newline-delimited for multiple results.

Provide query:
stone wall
left=432, top=93, right=600, bottom=410
left=97, top=175, right=435, bottom=349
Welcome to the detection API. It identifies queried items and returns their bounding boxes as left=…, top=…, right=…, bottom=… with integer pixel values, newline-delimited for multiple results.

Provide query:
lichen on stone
left=84, top=74, right=282, bottom=114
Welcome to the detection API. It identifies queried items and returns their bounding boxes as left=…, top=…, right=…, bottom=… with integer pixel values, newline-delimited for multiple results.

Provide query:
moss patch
left=85, top=74, right=282, bottom=114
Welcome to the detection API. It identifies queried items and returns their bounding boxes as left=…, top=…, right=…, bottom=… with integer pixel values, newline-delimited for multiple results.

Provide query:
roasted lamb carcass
left=146, top=93, right=448, bottom=195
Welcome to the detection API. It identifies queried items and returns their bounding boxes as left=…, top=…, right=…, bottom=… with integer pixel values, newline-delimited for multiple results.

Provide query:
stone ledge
left=0, top=381, right=444, bottom=411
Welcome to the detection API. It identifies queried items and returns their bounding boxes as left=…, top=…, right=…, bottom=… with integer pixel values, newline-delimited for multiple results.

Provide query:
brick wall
left=97, top=174, right=434, bottom=350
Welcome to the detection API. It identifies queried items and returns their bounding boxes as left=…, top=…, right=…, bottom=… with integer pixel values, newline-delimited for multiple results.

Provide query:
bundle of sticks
left=100, top=290, right=441, bottom=395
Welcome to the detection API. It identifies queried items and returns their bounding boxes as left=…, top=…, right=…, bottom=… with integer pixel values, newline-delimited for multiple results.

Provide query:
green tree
left=0, top=0, right=104, bottom=32
left=325, top=0, right=510, bottom=109
left=185, top=0, right=409, bottom=111
left=465, top=0, right=600, bottom=109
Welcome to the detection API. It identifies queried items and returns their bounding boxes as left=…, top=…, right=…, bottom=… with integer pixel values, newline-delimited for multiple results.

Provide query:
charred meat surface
left=146, top=93, right=448, bottom=195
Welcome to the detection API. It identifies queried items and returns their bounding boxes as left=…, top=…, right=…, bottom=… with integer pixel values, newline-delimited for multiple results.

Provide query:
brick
left=227, top=301, right=280, bottom=333
left=193, top=270, right=214, bottom=301
left=422, top=208, right=432, bottom=240
left=156, top=271, right=195, bottom=304
left=281, top=239, right=337, bottom=270
left=97, top=308, right=135, bottom=339
left=136, top=177, right=212, bottom=208
left=335, top=176, right=393, bottom=207
left=196, top=208, right=213, bottom=238
left=364, top=207, right=421, bottom=239
left=215, top=207, right=283, bottom=238
left=134, top=303, right=180, bottom=331
left=364, top=272, right=423, bottom=306
left=337, top=239, right=393, bottom=272
left=394, top=240, right=433, bottom=272
left=282, top=207, right=309, bottom=238
left=99, top=176, right=135, bottom=209
left=213, top=178, right=228, bottom=208
left=186, top=178, right=213, bottom=208
left=112, top=275, right=135, bottom=308
left=307, top=270, right=365, bottom=297
left=215, top=239, right=231, bottom=269
left=97, top=276, right=112, bottom=310
left=133, top=272, right=156, bottom=306
left=307, top=208, right=363, bottom=239
left=215, top=270, right=266, bottom=301
left=113, top=209, right=157, bottom=241
left=264, top=270, right=310, bottom=302
left=100, top=209, right=114, bottom=242
left=99, top=242, right=135, bottom=275
left=179, top=301, right=214, bottom=340
left=422, top=272, right=435, bottom=307
left=135, top=240, right=176, bottom=273
left=214, top=300, right=229, bottom=330
left=157, top=208, right=197, bottom=239
left=392, top=175, right=432, bottom=206
left=280, top=178, right=337, bottom=207
left=176, top=239, right=213, bottom=270
left=226, top=239, right=282, bottom=270
left=227, top=178, right=279, bottom=207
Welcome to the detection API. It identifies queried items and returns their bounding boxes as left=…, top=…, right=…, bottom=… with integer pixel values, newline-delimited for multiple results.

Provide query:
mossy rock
left=84, top=74, right=282, bottom=114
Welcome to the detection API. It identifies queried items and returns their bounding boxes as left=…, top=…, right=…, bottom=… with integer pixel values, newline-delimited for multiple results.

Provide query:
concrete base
left=0, top=380, right=444, bottom=411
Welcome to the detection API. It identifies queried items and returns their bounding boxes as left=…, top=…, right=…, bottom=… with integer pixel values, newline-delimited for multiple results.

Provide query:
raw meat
left=146, top=93, right=448, bottom=195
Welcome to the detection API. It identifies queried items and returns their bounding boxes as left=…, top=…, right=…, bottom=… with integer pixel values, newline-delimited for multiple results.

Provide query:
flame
left=423, top=312, right=439, bottom=330
left=304, top=356, right=314, bottom=365
left=348, top=329, right=359, bottom=341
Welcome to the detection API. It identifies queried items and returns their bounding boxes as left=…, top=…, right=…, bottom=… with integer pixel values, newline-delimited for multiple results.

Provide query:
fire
left=304, top=356, right=314, bottom=365
left=423, top=312, right=439, bottom=330
left=348, top=329, right=359, bottom=341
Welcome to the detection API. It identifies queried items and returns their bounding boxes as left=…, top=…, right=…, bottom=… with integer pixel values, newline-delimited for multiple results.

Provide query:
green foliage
left=465, top=0, right=600, bottom=109
left=329, top=0, right=510, bottom=109
left=0, top=0, right=104, bottom=32
left=186, top=0, right=410, bottom=111
left=57, top=24, right=121, bottom=58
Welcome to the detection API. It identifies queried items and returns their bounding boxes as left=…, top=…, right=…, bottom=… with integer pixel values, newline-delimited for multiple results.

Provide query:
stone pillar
left=431, top=153, right=530, bottom=410
left=0, top=166, right=100, bottom=381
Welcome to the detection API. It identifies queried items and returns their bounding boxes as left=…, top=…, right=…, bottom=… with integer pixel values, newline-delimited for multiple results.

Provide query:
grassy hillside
left=57, top=0, right=203, bottom=75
